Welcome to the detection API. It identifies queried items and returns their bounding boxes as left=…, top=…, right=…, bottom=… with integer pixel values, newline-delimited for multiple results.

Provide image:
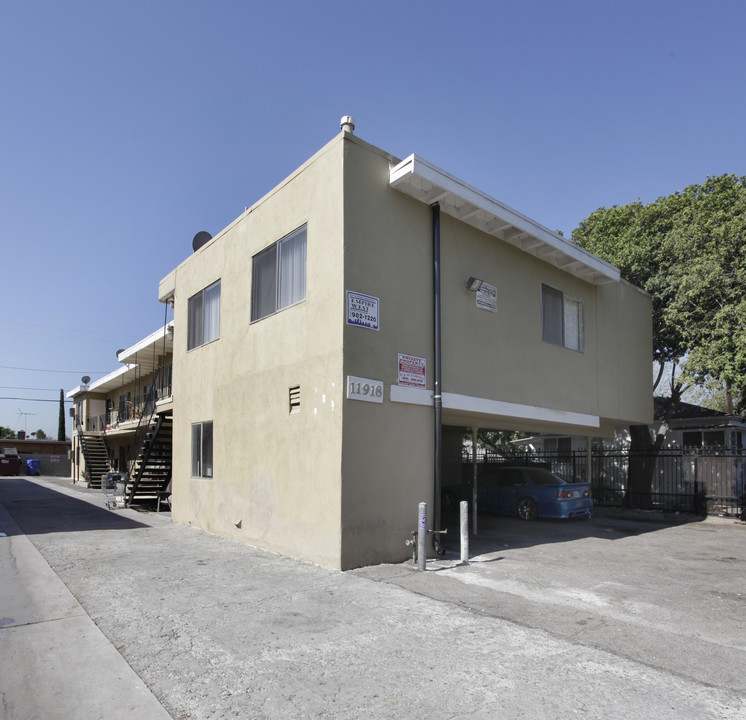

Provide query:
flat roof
left=390, top=154, right=620, bottom=285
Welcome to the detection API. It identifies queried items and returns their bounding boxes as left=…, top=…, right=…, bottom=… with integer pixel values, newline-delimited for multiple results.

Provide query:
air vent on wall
left=289, top=386, right=301, bottom=415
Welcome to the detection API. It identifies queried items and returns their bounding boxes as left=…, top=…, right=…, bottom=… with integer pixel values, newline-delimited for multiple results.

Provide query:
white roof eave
left=66, top=364, right=137, bottom=398
left=66, top=323, right=173, bottom=399
left=390, top=154, right=620, bottom=285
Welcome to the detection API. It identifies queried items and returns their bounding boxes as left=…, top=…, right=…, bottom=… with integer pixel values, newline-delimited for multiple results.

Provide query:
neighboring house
left=652, top=399, right=746, bottom=449
left=67, top=324, right=173, bottom=504
left=70, top=119, right=653, bottom=569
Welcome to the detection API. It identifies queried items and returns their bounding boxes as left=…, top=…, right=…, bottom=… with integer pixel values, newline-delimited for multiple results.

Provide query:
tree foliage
left=58, top=389, right=66, bottom=442
left=572, top=174, right=746, bottom=411
left=0, top=426, right=15, bottom=439
left=468, top=429, right=530, bottom=456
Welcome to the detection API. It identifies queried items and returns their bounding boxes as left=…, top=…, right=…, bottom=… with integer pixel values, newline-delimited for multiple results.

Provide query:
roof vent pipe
left=340, top=115, right=355, bottom=133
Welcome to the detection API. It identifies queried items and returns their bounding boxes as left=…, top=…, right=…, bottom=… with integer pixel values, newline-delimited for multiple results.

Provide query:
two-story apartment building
left=146, top=121, right=652, bottom=570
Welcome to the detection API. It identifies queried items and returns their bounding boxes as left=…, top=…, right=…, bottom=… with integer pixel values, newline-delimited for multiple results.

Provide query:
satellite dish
left=81, top=376, right=91, bottom=385
left=192, top=231, right=212, bottom=252
left=116, top=349, right=125, bottom=357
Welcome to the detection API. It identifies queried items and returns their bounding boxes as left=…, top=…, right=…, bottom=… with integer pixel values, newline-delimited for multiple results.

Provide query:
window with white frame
left=187, top=280, right=221, bottom=351
left=251, top=225, right=307, bottom=322
left=191, top=421, right=213, bottom=477
left=541, top=284, right=584, bottom=352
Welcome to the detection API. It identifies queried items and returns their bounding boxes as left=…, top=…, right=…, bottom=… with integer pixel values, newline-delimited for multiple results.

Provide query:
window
left=251, top=225, right=307, bottom=322
left=703, top=431, right=725, bottom=447
left=191, top=421, right=213, bottom=477
left=683, top=430, right=728, bottom=449
left=542, top=284, right=584, bottom=351
left=188, top=280, right=221, bottom=350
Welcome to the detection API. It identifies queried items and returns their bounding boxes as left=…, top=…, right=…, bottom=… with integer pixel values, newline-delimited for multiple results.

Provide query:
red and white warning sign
left=398, top=353, right=427, bottom=388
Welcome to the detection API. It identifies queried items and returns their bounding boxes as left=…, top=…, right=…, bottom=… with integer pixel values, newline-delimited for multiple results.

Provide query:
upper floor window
left=541, top=284, right=584, bottom=352
left=251, top=225, right=307, bottom=322
left=188, top=280, right=221, bottom=350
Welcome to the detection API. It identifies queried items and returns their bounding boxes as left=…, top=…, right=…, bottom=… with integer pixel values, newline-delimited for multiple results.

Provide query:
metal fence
left=466, top=447, right=745, bottom=517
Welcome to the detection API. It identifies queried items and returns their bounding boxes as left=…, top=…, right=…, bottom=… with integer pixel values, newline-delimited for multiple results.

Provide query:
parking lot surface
left=356, top=507, right=746, bottom=694
left=1, top=475, right=745, bottom=719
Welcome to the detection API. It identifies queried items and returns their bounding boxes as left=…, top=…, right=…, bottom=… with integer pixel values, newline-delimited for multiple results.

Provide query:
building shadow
left=439, top=505, right=707, bottom=557
left=0, top=477, right=150, bottom=537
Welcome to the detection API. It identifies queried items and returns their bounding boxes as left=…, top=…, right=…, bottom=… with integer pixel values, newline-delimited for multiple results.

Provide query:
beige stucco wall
left=164, top=135, right=346, bottom=568
left=338, top=136, right=652, bottom=568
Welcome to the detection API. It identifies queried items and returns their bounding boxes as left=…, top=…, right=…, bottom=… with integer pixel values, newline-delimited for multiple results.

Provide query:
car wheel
left=517, top=497, right=538, bottom=521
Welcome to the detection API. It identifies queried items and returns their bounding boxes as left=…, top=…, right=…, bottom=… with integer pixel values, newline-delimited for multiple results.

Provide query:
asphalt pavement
left=1, top=474, right=745, bottom=719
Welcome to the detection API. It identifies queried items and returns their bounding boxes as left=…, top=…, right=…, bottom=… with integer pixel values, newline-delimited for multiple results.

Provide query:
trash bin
left=1, top=448, right=22, bottom=476
left=26, top=459, right=40, bottom=476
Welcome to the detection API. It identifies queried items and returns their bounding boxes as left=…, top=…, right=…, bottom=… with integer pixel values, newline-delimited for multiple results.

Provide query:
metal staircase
left=79, top=433, right=111, bottom=488
left=126, top=413, right=173, bottom=507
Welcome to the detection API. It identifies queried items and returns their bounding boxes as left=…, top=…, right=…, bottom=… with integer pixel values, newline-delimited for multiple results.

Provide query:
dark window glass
left=251, top=226, right=306, bottom=322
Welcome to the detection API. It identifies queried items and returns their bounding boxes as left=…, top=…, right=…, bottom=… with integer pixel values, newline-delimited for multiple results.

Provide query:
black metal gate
left=467, top=447, right=745, bottom=517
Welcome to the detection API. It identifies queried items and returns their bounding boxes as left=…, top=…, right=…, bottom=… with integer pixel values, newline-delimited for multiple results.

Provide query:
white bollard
left=417, top=502, right=427, bottom=571
left=460, top=501, right=469, bottom=563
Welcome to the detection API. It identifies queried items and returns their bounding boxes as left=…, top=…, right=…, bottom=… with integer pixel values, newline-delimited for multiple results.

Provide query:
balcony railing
left=81, top=370, right=172, bottom=433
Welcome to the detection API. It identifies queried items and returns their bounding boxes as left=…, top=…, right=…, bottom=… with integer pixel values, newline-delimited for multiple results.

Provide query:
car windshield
left=527, top=469, right=566, bottom=485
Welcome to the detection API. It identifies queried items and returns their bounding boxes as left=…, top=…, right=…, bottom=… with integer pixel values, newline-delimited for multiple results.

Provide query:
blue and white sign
left=347, top=291, right=379, bottom=330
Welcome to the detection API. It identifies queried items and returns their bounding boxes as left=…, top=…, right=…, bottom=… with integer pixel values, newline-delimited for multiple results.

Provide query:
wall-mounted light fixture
left=466, top=276, right=484, bottom=292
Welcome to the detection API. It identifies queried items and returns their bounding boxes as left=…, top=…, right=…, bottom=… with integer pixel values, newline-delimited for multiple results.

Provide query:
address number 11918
left=347, top=376, right=384, bottom=404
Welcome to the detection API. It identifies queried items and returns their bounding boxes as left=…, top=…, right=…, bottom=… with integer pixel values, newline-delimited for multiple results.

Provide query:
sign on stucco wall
left=475, top=282, right=497, bottom=312
left=347, top=291, right=379, bottom=330
left=347, top=376, right=384, bottom=403
left=398, top=353, right=427, bottom=388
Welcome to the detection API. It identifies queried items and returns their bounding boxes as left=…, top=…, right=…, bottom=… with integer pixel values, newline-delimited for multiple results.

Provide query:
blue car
left=478, top=466, right=593, bottom=520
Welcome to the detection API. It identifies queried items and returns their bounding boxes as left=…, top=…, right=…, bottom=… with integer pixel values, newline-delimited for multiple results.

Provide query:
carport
left=440, top=402, right=601, bottom=536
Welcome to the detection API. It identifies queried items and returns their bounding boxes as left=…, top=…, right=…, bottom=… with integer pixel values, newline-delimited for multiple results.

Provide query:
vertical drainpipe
left=431, top=202, right=443, bottom=554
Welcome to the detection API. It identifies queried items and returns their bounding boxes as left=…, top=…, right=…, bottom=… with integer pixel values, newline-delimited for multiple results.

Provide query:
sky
left=1, top=0, right=744, bottom=437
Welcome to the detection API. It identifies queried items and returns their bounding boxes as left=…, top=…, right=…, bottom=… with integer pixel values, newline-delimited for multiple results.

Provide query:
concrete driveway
left=2, top=476, right=745, bottom=719
left=355, top=508, right=746, bottom=694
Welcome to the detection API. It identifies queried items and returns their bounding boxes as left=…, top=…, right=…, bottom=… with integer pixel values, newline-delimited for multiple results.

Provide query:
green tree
left=663, top=175, right=746, bottom=406
left=33, top=428, right=48, bottom=439
left=0, top=426, right=15, bottom=439
left=463, top=429, right=531, bottom=457
left=57, top=389, right=66, bottom=441
left=573, top=174, right=746, bottom=414
left=685, top=376, right=742, bottom=415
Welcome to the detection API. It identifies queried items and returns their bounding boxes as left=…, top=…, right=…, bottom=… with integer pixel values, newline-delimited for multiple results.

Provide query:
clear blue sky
left=1, top=0, right=744, bottom=436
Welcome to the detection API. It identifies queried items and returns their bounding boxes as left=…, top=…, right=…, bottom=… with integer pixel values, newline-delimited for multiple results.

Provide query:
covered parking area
left=438, top=398, right=616, bottom=538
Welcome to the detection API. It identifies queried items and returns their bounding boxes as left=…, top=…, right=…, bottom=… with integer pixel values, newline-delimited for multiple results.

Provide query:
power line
left=0, top=365, right=108, bottom=374
left=0, top=386, right=61, bottom=392
left=0, top=397, right=71, bottom=403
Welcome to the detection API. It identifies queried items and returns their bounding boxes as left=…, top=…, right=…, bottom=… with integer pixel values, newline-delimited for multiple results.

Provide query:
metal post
left=431, top=202, right=443, bottom=554
left=417, top=502, right=427, bottom=571
left=460, top=501, right=469, bottom=563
